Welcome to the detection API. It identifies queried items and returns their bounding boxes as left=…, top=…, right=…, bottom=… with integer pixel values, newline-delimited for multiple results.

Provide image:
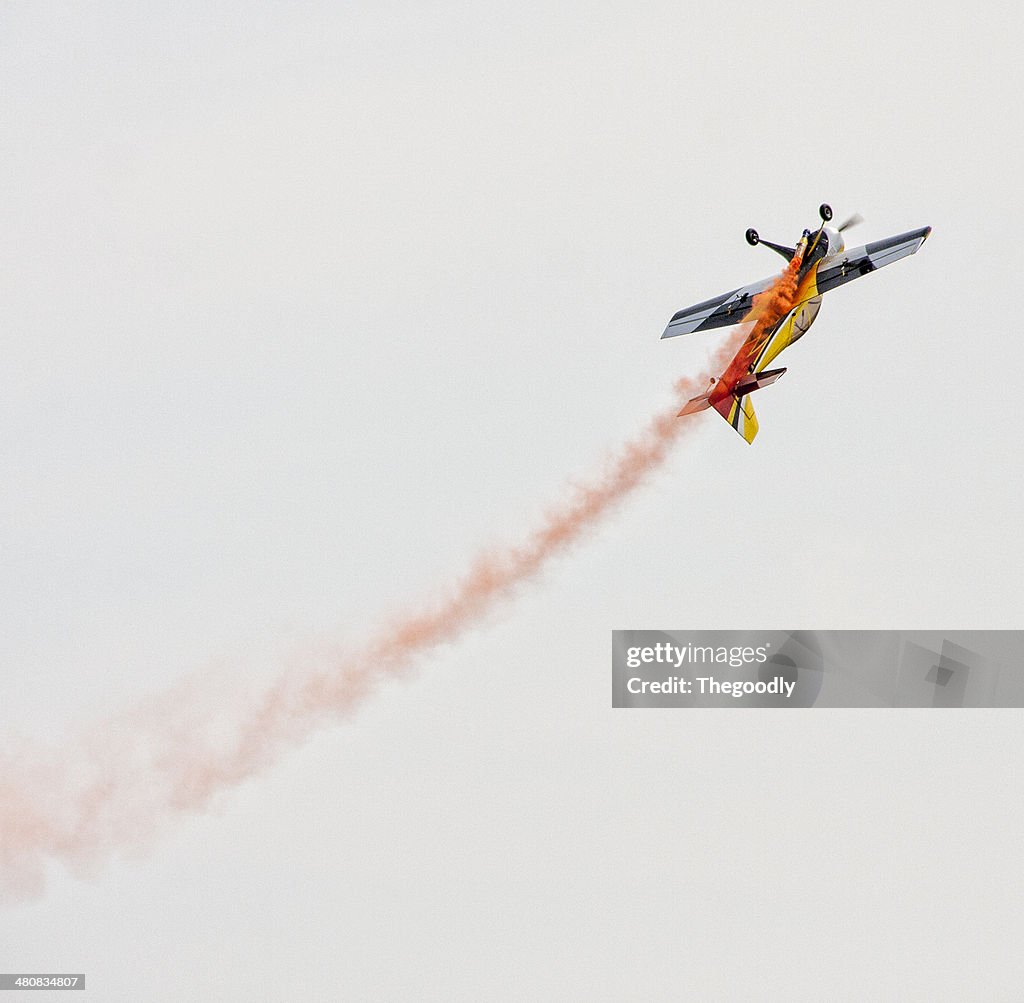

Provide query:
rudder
left=713, top=393, right=759, bottom=444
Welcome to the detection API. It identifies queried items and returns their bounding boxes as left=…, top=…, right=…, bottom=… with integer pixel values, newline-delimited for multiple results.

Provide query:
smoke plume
left=0, top=254, right=805, bottom=902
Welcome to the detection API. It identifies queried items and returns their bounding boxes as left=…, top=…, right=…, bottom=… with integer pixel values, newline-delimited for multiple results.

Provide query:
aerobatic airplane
left=663, top=204, right=931, bottom=443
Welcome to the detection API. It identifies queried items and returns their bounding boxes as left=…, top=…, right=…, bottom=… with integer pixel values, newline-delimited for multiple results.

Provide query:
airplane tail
left=713, top=393, right=760, bottom=444
left=679, top=368, right=786, bottom=445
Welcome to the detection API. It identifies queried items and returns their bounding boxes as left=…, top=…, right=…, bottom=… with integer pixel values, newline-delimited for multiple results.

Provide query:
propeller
left=836, top=211, right=864, bottom=233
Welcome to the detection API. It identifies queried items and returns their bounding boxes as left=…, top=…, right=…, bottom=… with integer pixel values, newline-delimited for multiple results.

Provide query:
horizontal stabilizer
left=678, top=378, right=716, bottom=417
left=734, top=367, right=786, bottom=397
left=679, top=395, right=711, bottom=416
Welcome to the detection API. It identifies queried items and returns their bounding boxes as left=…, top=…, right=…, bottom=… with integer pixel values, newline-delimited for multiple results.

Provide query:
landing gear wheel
left=745, top=227, right=760, bottom=246
left=819, top=203, right=833, bottom=222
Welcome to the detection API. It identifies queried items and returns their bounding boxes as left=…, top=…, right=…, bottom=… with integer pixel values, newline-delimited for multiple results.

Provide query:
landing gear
left=745, top=227, right=760, bottom=246
left=819, top=203, right=833, bottom=222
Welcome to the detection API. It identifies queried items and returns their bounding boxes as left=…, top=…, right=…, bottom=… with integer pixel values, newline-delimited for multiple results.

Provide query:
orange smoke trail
left=0, top=254, right=803, bottom=902
left=750, top=243, right=804, bottom=326
left=717, top=242, right=806, bottom=389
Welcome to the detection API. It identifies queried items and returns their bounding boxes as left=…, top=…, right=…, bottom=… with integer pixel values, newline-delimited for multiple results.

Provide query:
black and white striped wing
left=660, top=275, right=773, bottom=340
left=815, top=227, right=932, bottom=295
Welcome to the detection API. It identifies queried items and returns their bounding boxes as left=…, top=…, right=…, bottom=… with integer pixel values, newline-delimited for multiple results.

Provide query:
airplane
left=663, top=204, right=931, bottom=443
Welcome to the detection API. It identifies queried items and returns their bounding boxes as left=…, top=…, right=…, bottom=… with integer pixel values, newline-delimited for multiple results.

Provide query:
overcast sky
left=2, top=2, right=1022, bottom=999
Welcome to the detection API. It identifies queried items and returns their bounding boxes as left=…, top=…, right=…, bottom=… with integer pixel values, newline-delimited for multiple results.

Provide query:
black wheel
left=819, top=203, right=833, bottom=222
left=745, top=227, right=759, bottom=246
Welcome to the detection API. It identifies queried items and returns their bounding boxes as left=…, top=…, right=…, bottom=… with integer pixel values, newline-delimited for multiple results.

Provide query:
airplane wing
left=815, top=226, right=932, bottom=295
left=660, top=275, right=775, bottom=339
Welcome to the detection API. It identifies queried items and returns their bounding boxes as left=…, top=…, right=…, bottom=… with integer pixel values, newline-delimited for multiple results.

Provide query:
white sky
left=1, top=2, right=1022, bottom=999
